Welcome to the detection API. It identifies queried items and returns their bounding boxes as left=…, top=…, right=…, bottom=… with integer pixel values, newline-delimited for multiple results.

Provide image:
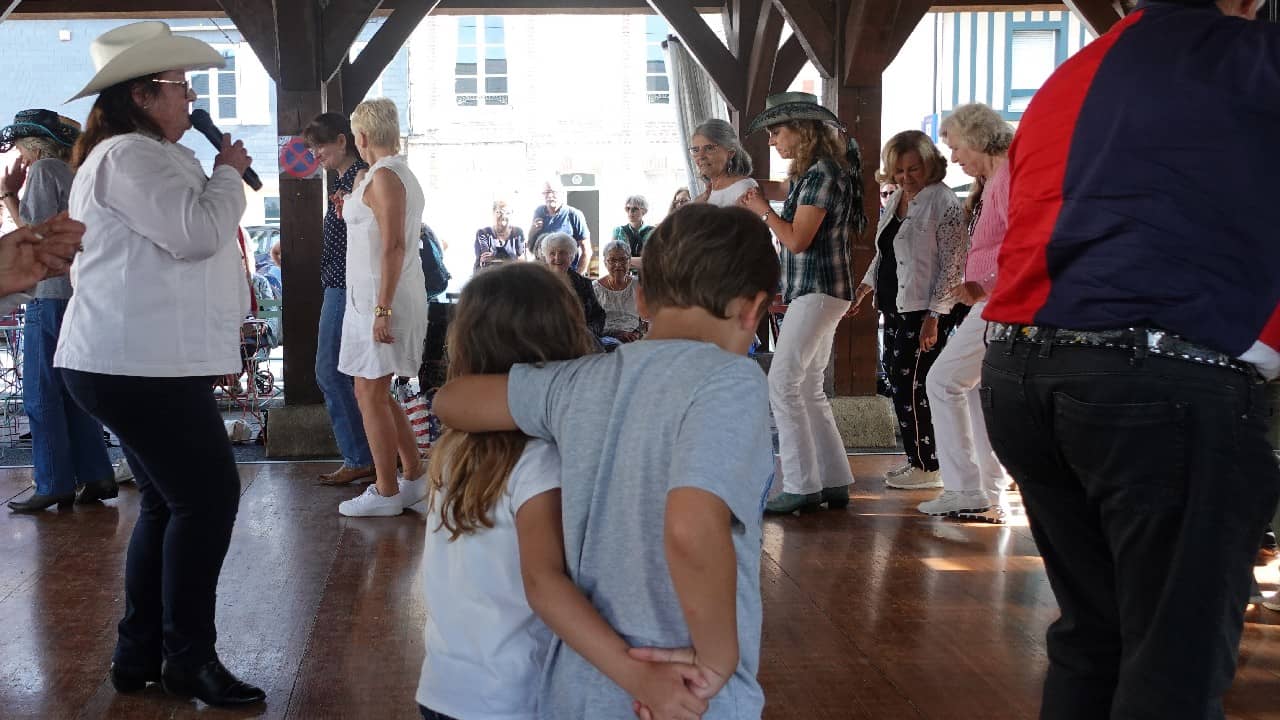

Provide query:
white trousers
left=771, top=293, right=854, bottom=495
left=924, top=301, right=1005, bottom=502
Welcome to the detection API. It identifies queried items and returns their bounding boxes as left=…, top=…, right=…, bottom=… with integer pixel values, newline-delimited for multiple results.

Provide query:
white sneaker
left=885, top=461, right=913, bottom=478
left=113, top=458, right=134, bottom=484
left=886, top=467, right=943, bottom=490
left=338, top=485, right=404, bottom=517
left=917, top=489, right=990, bottom=516
left=398, top=469, right=428, bottom=506
left=1264, top=599, right=1280, bottom=612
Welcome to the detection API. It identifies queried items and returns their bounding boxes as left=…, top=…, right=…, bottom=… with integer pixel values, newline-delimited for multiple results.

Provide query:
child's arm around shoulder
left=432, top=374, right=516, bottom=432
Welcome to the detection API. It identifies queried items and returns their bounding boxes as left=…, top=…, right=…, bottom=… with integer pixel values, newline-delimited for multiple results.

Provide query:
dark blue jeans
left=981, top=339, right=1280, bottom=720
left=63, top=370, right=241, bottom=671
left=316, top=287, right=372, bottom=467
left=420, top=706, right=459, bottom=720
left=23, top=299, right=112, bottom=496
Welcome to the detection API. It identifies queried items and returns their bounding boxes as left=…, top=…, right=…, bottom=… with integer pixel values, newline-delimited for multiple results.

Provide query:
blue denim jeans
left=23, top=298, right=112, bottom=496
left=316, top=287, right=372, bottom=467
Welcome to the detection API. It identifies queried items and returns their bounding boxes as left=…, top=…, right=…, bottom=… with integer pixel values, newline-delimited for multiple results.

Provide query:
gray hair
left=16, top=136, right=70, bottom=161
left=692, top=118, right=753, bottom=177
left=601, top=239, right=632, bottom=261
left=540, top=231, right=578, bottom=259
left=939, top=103, right=1013, bottom=157
left=624, top=194, right=648, bottom=211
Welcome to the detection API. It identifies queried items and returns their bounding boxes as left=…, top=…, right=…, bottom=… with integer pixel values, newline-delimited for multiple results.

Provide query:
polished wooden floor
left=1, top=455, right=1277, bottom=720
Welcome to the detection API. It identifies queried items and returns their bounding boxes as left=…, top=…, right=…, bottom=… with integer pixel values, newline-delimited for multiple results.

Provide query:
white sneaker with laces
left=886, top=467, right=943, bottom=490
left=885, top=461, right=913, bottom=478
left=398, top=469, right=428, bottom=507
left=917, top=489, right=990, bottom=516
left=338, top=485, right=404, bottom=517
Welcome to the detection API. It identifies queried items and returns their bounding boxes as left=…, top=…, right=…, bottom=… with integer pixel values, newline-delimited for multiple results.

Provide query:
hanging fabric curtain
left=664, top=36, right=728, bottom=197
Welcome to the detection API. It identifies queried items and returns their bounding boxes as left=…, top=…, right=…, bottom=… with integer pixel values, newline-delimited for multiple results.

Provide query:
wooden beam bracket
left=648, top=0, right=746, bottom=111
left=771, top=0, right=836, bottom=78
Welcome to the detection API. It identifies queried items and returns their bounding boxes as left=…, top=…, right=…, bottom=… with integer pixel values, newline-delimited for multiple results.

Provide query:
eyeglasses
left=151, top=78, right=191, bottom=93
left=625, top=206, right=644, bottom=212
left=688, top=143, right=720, bottom=156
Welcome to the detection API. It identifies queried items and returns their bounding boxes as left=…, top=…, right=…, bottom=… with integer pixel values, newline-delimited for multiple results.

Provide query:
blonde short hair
left=876, top=130, right=947, bottom=186
left=350, top=98, right=401, bottom=154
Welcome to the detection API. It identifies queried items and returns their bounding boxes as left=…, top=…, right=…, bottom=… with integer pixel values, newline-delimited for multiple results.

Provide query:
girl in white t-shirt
left=417, top=262, right=707, bottom=720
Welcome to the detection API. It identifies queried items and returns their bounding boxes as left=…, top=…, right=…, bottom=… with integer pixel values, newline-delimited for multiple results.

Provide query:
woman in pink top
left=917, top=103, right=1014, bottom=523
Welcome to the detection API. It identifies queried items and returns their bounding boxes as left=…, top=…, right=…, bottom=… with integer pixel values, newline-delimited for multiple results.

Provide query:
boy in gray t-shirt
left=436, top=205, right=782, bottom=719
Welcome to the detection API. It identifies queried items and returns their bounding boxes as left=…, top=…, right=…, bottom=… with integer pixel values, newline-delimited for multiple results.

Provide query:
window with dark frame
left=189, top=48, right=238, bottom=122
left=456, top=16, right=509, bottom=107
left=644, top=16, right=670, bottom=104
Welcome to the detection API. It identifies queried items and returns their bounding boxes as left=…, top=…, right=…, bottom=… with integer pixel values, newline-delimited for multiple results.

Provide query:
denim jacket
left=862, top=182, right=966, bottom=315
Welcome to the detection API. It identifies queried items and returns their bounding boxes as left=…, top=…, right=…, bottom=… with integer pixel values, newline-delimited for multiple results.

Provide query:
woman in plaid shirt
left=740, top=92, right=865, bottom=516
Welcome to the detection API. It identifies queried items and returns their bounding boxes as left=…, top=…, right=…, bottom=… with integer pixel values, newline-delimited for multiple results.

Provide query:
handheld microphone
left=190, top=109, right=262, bottom=191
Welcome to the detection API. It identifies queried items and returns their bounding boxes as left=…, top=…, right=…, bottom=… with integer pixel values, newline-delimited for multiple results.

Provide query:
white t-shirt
left=705, top=177, right=758, bottom=208
left=416, top=439, right=561, bottom=720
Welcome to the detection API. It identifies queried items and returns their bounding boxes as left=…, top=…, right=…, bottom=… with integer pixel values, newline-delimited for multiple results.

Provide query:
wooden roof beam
left=771, top=0, right=836, bottom=78
left=321, top=0, right=384, bottom=82
left=1063, top=0, right=1125, bottom=34
left=842, top=0, right=932, bottom=86
left=342, top=0, right=439, bottom=112
left=647, top=0, right=746, bottom=111
left=217, top=0, right=279, bottom=80
left=770, top=33, right=807, bottom=94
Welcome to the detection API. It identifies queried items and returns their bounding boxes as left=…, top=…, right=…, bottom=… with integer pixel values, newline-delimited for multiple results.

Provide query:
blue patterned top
left=321, top=159, right=369, bottom=289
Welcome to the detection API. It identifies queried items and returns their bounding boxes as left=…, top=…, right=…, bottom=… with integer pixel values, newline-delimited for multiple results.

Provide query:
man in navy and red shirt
left=980, top=1, right=1279, bottom=717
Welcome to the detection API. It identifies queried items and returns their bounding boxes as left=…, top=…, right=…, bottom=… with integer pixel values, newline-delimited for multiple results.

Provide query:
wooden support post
left=827, top=81, right=881, bottom=396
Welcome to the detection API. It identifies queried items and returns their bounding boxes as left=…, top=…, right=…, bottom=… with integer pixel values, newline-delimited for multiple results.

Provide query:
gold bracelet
left=374, top=305, right=392, bottom=318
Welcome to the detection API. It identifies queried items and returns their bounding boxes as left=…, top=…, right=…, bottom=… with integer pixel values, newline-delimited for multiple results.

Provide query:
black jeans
left=420, top=706, right=459, bottom=720
left=981, top=340, right=1280, bottom=720
left=63, top=370, right=241, bottom=671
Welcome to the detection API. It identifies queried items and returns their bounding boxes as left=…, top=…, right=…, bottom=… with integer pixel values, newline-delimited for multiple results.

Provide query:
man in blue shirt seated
left=529, top=177, right=591, bottom=275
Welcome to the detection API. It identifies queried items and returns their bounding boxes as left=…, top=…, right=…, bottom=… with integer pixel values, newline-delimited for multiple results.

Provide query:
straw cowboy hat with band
left=746, top=91, right=846, bottom=135
left=0, top=110, right=81, bottom=153
left=67, top=20, right=226, bottom=102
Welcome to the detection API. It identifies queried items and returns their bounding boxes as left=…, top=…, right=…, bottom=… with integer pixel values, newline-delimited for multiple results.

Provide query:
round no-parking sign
left=278, top=136, right=320, bottom=178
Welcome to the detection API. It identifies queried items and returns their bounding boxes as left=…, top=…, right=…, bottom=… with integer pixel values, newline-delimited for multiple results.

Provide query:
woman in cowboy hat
left=0, top=109, right=117, bottom=514
left=739, top=91, right=865, bottom=515
left=53, top=21, right=264, bottom=707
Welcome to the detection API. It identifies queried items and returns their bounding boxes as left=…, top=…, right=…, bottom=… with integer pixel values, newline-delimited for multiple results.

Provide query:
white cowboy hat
left=67, top=21, right=226, bottom=102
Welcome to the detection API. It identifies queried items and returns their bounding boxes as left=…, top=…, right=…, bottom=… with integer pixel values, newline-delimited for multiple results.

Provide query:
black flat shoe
left=821, top=485, right=851, bottom=509
left=110, top=662, right=161, bottom=693
left=76, top=477, right=119, bottom=504
left=161, top=659, right=265, bottom=707
left=8, top=493, right=75, bottom=513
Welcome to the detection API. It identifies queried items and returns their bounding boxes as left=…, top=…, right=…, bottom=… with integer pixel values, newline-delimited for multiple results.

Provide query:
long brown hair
left=71, top=77, right=164, bottom=169
left=428, top=262, right=599, bottom=540
left=783, top=119, right=850, bottom=181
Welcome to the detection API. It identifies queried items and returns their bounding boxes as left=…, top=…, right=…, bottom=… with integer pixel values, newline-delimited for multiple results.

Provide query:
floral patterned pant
left=880, top=308, right=964, bottom=471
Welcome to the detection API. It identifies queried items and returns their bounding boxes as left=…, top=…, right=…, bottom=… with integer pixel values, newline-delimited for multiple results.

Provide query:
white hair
left=624, top=195, right=648, bottom=211
left=601, top=239, right=632, bottom=261
left=540, top=231, right=578, bottom=258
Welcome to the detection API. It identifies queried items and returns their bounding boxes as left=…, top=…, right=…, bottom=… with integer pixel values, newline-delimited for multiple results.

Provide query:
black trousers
left=981, top=340, right=1280, bottom=720
left=63, top=370, right=241, bottom=671
left=881, top=309, right=960, bottom=471
left=420, top=706, right=460, bottom=720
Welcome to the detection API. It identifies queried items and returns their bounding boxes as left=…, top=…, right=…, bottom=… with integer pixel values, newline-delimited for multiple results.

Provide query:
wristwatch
left=374, top=305, right=392, bottom=318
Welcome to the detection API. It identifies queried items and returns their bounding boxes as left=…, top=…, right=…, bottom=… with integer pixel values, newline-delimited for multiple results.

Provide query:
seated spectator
left=474, top=199, right=525, bottom=269
left=529, top=178, right=590, bottom=275
left=539, top=231, right=604, bottom=338
left=265, top=242, right=282, bottom=294
left=668, top=186, right=691, bottom=215
left=593, top=240, right=643, bottom=344
left=612, top=194, right=653, bottom=260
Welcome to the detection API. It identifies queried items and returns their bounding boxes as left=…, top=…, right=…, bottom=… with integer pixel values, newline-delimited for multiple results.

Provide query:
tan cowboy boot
left=317, top=464, right=375, bottom=486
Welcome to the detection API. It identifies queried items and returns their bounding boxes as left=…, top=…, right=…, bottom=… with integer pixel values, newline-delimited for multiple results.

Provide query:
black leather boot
left=161, top=659, right=265, bottom=707
left=8, top=493, right=75, bottom=513
left=110, top=662, right=161, bottom=693
left=76, top=477, right=119, bottom=504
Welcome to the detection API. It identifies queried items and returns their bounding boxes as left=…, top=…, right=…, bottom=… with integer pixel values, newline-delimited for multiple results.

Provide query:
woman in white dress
left=337, top=98, right=430, bottom=517
left=690, top=119, right=757, bottom=208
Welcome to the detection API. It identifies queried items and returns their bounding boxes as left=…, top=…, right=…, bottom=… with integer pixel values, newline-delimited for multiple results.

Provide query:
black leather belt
left=987, top=323, right=1257, bottom=376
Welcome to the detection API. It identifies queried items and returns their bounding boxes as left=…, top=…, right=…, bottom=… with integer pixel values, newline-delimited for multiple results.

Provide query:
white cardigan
left=862, top=182, right=967, bottom=315
left=55, top=133, right=249, bottom=377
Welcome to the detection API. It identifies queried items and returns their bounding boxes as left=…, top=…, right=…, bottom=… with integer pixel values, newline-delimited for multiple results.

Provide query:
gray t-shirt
left=509, top=340, right=773, bottom=720
left=21, top=158, right=74, bottom=299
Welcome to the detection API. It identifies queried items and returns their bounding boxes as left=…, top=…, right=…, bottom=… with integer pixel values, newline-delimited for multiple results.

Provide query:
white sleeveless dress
left=338, top=155, right=430, bottom=379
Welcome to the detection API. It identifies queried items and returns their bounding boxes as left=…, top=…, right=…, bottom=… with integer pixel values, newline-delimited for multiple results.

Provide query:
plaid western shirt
left=779, top=158, right=859, bottom=303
